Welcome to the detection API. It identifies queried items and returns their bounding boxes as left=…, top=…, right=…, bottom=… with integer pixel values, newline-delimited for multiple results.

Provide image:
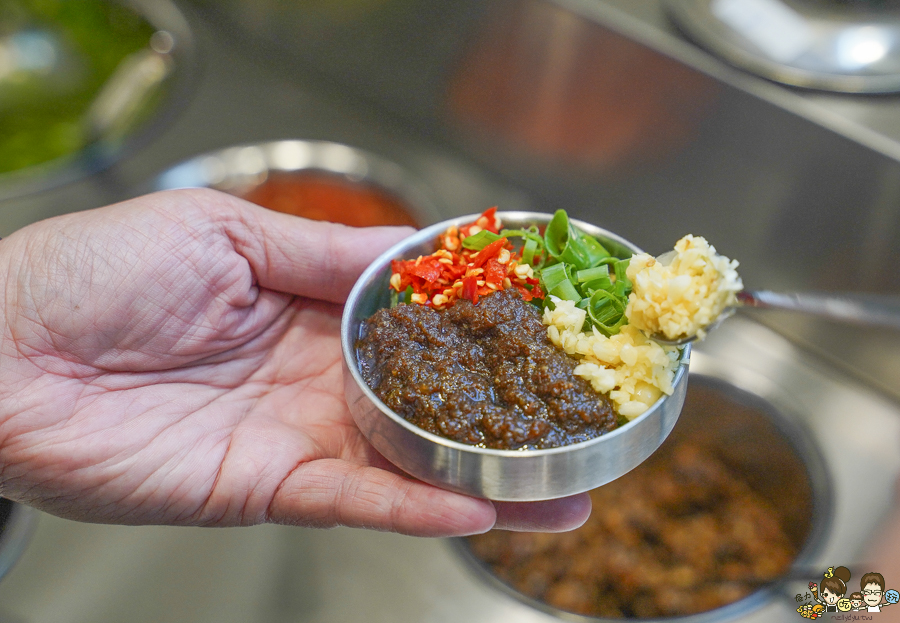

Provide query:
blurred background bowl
left=154, top=139, right=444, bottom=227
left=455, top=370, right=832, bottom=621
left=0, top=499, right=38, bottom=584
left=0, top=0, right=197, bottom=201
left=341, top=211, right=691, bottom=501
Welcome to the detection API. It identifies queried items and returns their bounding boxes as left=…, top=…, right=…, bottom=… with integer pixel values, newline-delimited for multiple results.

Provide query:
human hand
left=0, top=189, right=590, bottom=536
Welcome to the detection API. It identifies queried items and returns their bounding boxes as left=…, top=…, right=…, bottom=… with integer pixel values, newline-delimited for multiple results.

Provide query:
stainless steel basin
left=453, top=368, right=832, bottom=620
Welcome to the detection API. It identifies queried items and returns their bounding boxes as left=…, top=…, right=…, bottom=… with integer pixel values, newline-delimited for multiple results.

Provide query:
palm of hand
left=0, top=189, right=589, bottom=536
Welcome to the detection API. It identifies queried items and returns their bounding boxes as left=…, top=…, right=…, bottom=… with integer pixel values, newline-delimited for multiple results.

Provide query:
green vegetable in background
left=0, top=0, right=156, bottom=175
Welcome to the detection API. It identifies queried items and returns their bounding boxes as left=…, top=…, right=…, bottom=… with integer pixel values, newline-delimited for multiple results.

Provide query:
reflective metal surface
left=665, top=0, right=900, bottom=93
left=736, top=288, right=900, bottom=330
left=341, top=212, right=690, bottom=501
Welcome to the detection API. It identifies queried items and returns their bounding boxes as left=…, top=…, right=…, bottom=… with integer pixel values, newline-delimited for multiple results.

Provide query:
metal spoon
left=653, top=289, right=900, bottom=346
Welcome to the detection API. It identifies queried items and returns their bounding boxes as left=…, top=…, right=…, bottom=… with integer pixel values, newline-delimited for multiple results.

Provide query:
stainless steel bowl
left=154, top=139, right=443, bottom=227
left=341, top=212, right=691, bottom=501
left=453, top=368, right=832, bottom=621
left=665, top=0, right=900, bottom=93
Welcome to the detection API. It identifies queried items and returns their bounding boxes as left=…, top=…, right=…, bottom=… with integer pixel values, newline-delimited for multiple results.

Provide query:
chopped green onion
left=390, top=289, right=399, bottom=308
left=500, top=227, right=545, bottom=267
left=499, top=227, right=542, bottom=242
left=613, top=258, right=632, bottom=297
left=539, top=262, right=569, bottom=293
left=544, top=210, right=570, bottom=260
left=576, top=265, right=610, bottom=284
left=595, top=257, right=620, bottom=268
left=575, top=233, right=612, bottom=268
left=461, top=229, right=503, bottom=250
left=549, top=280, right=581, bottom=303
left=581, top=278, right=614, bottom=294
left=589, top=293, right=621, bottom=324
left=522, top=238, right=538, bottom=266
left=536, top=209, right=633, bottom=335
left=540, top=263, right=579, bottom=301
left=586, top=290, right=627, bottom=336
left=543, top=209, right=611, bottom=270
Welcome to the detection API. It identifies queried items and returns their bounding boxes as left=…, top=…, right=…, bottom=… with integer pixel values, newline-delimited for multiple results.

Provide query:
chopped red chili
left=461, top=276, right=479, bottom=304
left=389, top=208, right=544, bottom=309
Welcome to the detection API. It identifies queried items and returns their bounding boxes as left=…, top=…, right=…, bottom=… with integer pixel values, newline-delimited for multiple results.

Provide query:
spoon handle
left=739, top=290, right=900, bottom=331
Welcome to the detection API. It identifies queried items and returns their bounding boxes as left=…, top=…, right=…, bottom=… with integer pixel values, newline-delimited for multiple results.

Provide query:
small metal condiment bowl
left=341, top=212, right=691, bottom=501
left=154, top=139, right=443, bottom=227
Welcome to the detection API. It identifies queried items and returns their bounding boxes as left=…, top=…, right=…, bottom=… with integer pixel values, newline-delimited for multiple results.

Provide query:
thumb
left=211, top=188, right=416, bottom=302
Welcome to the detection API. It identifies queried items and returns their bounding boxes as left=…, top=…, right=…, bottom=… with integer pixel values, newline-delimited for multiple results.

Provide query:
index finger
left=193, top=188, right=416, bottom=303
left=255, top=216, right=415, bottom=303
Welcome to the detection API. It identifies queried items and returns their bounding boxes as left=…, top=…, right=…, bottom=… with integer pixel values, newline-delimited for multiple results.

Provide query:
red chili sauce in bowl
left=239, top=171, right=420, bottom=227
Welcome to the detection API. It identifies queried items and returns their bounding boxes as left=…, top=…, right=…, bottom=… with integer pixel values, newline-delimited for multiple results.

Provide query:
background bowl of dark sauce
left=341, top=212, right=691, bottom=501
left=454, top=370, right=830, bottom=620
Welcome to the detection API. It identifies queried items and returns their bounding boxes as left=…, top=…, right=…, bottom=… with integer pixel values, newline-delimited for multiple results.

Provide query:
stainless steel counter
left=2, top=2, right=900, bottom=622
left=565, top=0, right=900, bottom=161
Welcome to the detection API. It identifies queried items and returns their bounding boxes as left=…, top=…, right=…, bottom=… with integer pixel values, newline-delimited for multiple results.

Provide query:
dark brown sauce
left=466, top=439, right=798, bottom=618
left=356, top=288, right=617, bottom=450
